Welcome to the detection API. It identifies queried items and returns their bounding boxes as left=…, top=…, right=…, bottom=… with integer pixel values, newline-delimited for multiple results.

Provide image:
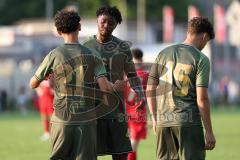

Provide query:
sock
left=128, top=151, right=136, bottom=160
left=43, top=119, right=49, bottom=133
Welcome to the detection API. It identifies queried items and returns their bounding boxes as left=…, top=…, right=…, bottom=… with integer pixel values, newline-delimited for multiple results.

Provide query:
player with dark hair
left=147, top=17, right=216, bottom=160
left=124, top=48, right=148, bottom=160
left=29, top=9, right=118, bottom=160
left=83, top=5, right=145, bottom=160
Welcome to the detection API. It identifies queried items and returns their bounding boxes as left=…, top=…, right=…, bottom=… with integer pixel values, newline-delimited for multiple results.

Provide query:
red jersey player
left=36, top=77, right=54, bottom=141
left=124, top=48, right=148, bottom=160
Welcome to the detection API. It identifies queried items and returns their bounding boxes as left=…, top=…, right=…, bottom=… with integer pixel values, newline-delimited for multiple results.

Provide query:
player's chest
left=100, top=53, right=127, bottom=68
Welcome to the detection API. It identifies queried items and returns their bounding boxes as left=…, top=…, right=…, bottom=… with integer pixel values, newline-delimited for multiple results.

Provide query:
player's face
left=97, top=14, right=117, bottom=37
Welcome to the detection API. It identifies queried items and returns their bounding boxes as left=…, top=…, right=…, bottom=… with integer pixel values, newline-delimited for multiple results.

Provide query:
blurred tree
left=0, top=0, right=200, bottom=25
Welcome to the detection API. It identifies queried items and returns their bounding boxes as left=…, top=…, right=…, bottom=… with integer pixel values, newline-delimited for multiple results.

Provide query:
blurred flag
left=163, top=6, right=174, bottom=43
left=214, top=4, right=226, bottom=44
left=188, top=5, right=200, bottom=20
left=0, top=28, right=15, bottom=47
left=225, top=0, right=240, bottom=46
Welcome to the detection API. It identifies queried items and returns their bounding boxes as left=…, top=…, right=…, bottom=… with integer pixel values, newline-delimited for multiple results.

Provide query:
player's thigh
left=156, top=127, right=179, bottom=160
left=128, top=122, right=147, bottom=141
left=178, top=126, right=205, bottom=160
left=108, top=120, right=132, bottom=153
left=96, top=119, right=108, bottom=154
left=50, top=124, right=74, bottom=159
left=72, top=125, right=97, bottom=160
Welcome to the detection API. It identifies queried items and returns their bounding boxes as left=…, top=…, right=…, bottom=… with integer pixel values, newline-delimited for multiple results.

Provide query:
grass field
left=0, top=107, right=240, bottom=160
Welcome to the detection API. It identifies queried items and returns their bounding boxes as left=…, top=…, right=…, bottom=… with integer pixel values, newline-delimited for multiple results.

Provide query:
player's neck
left=62, top=33, right=79, bottom=44
left=133, top=59, right=142, bottom=64
left=96, top=33, right=112, bottom=43
left=183, top=34, right=201, bottom=50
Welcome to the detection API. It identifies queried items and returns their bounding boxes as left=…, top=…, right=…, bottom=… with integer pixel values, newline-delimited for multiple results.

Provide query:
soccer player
left=35, top=79, right=54, bottom=141
left=83, top=6, right=145, bottom=160
left=147, top=17, right=216, bottom=160
left=29, top=9, right=117, bottom=160
left=124, top=48, right=148, bottom=160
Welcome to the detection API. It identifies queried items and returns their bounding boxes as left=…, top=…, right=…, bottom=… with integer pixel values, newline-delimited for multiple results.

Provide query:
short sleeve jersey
left=83, top=35, right=136, bottom=119
left=34, top=44, right=107, bottom=125
left=148, top=44, right=210, bottom=126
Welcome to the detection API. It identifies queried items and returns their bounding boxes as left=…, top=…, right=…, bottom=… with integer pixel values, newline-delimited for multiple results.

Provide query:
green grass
left=0, top=107, right=240, bottom=160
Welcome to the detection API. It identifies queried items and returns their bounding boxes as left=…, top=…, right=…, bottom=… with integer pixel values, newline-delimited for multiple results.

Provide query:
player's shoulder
left=82, top=35, right=96, bottom=45
left=112, top=35, right=123, bottom=43
left=113, top=36, right=131, bottom=48
left=153, top=44, right=177, bottom=62
left=199, top=51, right=209, bottom=60
left=198, top=52, right=210, bottom=66
left=44, top=46, right=63, bottom=59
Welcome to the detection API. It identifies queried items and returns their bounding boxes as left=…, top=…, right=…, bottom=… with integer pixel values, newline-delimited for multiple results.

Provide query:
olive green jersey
left=34, top=44, right=107, bottom=125
left=148, top=44, right=210, bottom=126
left=83, top=35, right=137, bottom=119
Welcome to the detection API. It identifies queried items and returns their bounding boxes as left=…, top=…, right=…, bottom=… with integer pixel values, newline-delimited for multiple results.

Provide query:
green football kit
left=83, top=35, right=138, bottom=155
left=34, top=43, right=107, bottom=160
left=148, top=44, right=210, bottom=160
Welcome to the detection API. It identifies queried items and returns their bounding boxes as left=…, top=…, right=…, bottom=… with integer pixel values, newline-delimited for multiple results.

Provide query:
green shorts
left=50, top=123, right=97, bottom=160
left=156, top=125, right=205, bottom=160
left=97, top=119, right=132, bottom=155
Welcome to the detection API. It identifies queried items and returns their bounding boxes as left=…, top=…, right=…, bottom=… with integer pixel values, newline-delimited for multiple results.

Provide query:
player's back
left=42, top=44, right=106, bottom=124
left=149, top=43, right=210, bottom=126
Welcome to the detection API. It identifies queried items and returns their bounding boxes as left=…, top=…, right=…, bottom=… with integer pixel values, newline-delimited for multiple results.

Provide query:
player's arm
left=196, top=55, right=215, bottom=150
left=29, top=52, right=53, bottom=89
left=124, top=49, right=146, bottom=111
left=146, top=55, right=161, bottom=135
left=146, top=79, right=158, bottom=135
left=97, top=76, right=114, bottom=92
left=197, top=87, right=216, bottom=150
left=127, top=72, right=145, bottom=108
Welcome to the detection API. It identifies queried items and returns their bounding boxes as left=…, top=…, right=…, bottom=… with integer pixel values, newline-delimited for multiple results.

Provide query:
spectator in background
left=35, top=78, right=54, bottom=141
left=0, top=90, right=7, bottom=112
left=219, top=76, right=229, bottom=105
left=17, top=86, right=27, bottom=115
left=228, top=79, right=239, bottom=105
left=124, top=48, right=148, bottom=160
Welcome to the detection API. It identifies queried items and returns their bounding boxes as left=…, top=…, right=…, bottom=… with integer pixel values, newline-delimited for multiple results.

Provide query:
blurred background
left=0, top=0, right=239, bottom=160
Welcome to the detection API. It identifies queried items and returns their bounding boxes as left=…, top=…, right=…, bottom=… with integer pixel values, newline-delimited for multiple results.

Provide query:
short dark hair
left=54, top=10, right=81, bottom=33
left=96, top=6, right=122, bottom=24
left=188, top=17, right=215, bottom=40
left=131, top=48, right=143, bottom=60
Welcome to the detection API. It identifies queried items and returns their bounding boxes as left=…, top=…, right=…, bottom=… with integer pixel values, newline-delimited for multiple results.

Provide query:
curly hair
left=54, top=10, right=81, bottom=33
left=96, top=6, right=122, bottom=24
left=188, top=17, right=215, bottom=40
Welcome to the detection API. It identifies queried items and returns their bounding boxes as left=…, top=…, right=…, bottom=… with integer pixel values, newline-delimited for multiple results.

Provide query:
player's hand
left=151, top=116, right=157, bottom=135
left=205, top=132, right=216, bottom=150
left=113, top=80, right=127, bottom=92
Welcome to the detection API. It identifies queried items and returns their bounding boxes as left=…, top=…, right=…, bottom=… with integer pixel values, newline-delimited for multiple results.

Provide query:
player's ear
left=78, top=23, right=81, bottom=31
left=203, top=33, right=209, bottom=41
